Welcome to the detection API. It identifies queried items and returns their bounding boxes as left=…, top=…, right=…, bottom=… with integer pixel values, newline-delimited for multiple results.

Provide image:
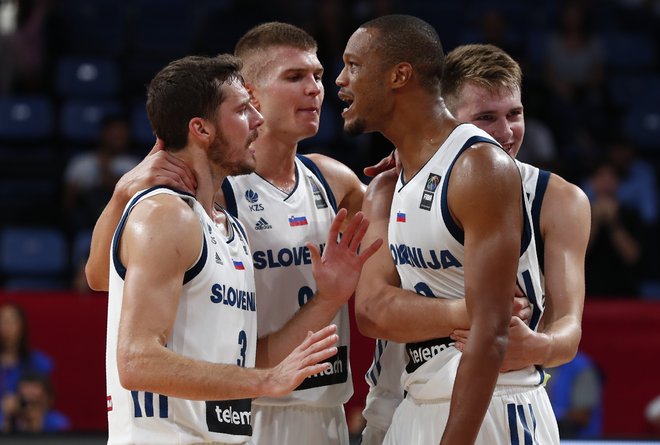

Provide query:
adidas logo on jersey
left=215, top=253, right=224, bottom=265
left=254, top=217, right=272, bottom=231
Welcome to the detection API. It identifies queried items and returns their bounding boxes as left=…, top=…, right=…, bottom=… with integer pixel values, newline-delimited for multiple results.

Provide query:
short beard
left=344, top=118, right=367, bottom=135
left=208, top=133, right=256, bottom=177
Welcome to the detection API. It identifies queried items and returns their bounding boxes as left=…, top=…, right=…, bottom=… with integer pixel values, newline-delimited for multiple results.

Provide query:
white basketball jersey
left=517, top=160, right=551, bottom=279
left=223, top=155, right=352, bottom=407
left=388, top=124, right=545, bottom=402
left=106, top=187, right=257, bottom=445
left=361, top=154, right=553, bottom=433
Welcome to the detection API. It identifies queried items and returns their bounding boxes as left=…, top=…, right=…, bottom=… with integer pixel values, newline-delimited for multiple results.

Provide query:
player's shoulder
left=546, top=172, right=589, bottom=209
left=129, top=192, right=199, bottom=233
left=303, top=153, right=358, bottom=182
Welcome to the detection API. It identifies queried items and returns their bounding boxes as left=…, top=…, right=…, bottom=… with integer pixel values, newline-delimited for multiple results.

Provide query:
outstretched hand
left=263, top=324, right=339, bottom=398
left=307, top=209, right=383, bottom=309
left=363, top=149, right=401, bottom=177
left=116, top=139, right=197, bottom=198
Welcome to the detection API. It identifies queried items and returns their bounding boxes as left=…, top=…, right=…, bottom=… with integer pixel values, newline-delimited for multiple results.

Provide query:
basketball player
left=357, top=44, right=590, bottom=445
left=87, top=23, right=376, bottom=445
left=106, top=54, right=345, bottom=445
left=336, top=15, right=559, bottom=444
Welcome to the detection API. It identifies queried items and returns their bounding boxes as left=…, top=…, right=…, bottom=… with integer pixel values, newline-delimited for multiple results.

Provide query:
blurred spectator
left=0, top=303, right=53, bottom=425
left=546, top=351, right=603, bottom=439
left=584, top=160, right=643, bottom=297
left=0, top=371, right=69, bottom=433
left=582, top=137, right=658, bottom=278
left=0, top=0, right=51, bottom=94
left=62, top=114, right=139, bottom=233
left=543, top=1, right=607, bottom=146
left=646, top=394, right=660, bottom=436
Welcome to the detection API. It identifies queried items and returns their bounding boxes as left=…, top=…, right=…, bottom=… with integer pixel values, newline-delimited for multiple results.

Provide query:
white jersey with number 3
left=106, top=186, right=257, bottom=445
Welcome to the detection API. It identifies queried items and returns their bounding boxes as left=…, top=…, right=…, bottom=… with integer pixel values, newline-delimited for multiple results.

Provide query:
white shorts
left=383, top=385, right=559, bottom=445
left=360, top=424, right=387, bottom=445
left=251, top=404, right=349, bottom=445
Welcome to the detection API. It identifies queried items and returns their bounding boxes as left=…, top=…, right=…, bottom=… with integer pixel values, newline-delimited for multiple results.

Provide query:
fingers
left=338, top=211, right=365, bottom=251
left=363, top=152, right=396, bottom=177
left=326, top=208, right=348, bottom=246
left=148, top=150, right=197, bottom=193
left=298, top=324, right=338, bottom=351
left=306, top=242, right=322, bottom=267
left=357, top=238, right=384, bottom=264
left=147, top=138, right=165, bottom=155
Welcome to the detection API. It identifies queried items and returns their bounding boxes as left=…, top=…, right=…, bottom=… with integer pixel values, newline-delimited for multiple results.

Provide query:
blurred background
left=0, top=0, right=659, bottom=442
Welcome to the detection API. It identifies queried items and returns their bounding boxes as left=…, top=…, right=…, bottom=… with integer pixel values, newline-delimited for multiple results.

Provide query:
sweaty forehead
left=344, top=28, right=378, bottom=58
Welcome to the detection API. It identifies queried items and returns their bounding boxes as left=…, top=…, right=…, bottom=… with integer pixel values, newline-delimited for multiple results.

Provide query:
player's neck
left=252, top=131, right=298, bottom=192
left=173, top=148, right=218, bottom=216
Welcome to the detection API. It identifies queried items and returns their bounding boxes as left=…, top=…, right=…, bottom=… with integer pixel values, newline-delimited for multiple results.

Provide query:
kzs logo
left=245, top=189, right=264, bottom=212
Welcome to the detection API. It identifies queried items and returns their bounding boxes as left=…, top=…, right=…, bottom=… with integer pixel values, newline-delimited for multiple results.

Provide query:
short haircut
left=442, top=44, right=522, bottom=114
left=234, top=22, right=317, bottom=83
left=146, top=54, right=244, bottom=150
left=359, top=15, right=444, bottom=93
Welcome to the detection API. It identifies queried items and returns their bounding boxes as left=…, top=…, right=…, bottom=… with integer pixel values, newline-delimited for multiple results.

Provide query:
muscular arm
left=534, top=175, right=590, bottom=366
left=355, top=170, right=469, bottom=342
left=118, top=196, right=337, bottom=400
left=441, top=145, right=522, bottom=445
left=85, top=144, right=197, bottom=291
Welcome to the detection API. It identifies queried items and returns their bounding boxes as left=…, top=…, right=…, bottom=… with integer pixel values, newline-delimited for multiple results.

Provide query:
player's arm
left=450, top=175, right=590, bottom=371
left=355, top=170, right=469, bottom=342
left=117, top=195, right=338, bottom=400
left=306, top=153, right=366, bottom=219
left=85, top=143, right=197, bottom=291
left=440, top=144, right=521, bottom=445
left=532, top=175, right=590, bottom=367
left=256, top=208, right=381, bottom=367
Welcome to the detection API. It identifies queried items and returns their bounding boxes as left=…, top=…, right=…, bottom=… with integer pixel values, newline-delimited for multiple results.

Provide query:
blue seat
left=0, top=96, right=53, bottom=141
left=59, top=99, right=123, bottom=143
left=0, top=227, right=68, bottom=276
left=55, top=56, right=120, bottom=97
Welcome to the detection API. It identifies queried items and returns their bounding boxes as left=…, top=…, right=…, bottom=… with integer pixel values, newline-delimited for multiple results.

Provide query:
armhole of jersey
left=229, top=213, right=249, bottom=242
left=112, top=185, right=203, bottom=282
left=532, top=170, right=551, bottom=273
left=221, top=178, right=238, bottom=218
left=440, top=135, right=498, bottom=246
left=182, top=227, right=207, bottom=285
left=297, top=154, right=338, bottom=212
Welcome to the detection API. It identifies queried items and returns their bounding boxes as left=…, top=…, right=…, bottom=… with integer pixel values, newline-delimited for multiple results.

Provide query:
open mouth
left=338, top=91, right=354, bottom=115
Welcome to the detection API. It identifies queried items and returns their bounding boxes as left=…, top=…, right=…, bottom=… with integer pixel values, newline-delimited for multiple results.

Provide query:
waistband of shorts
left=405, top=384, right=542, bottom=405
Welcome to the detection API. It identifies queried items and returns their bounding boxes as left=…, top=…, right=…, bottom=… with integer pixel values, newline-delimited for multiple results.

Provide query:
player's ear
left=189, top=117, right=213, bottom=144
left=391, top=63, right=412, bottom=90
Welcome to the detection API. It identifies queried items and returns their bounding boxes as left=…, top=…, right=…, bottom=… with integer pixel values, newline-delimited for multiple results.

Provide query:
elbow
left=84, top=260, right=108, bottom=291
left=354, top=288, right=385, bottom=339
left=355, top=308, right=380, bottom=339
left=116, top=345, right=147, bottom=391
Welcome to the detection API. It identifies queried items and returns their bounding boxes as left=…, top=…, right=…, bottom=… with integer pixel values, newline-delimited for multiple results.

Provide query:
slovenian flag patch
left=396, top=211, right=406, bottom=223
left=232, top=260, right=245, bottom=270
left=288, top=215, right=308, bottom=227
